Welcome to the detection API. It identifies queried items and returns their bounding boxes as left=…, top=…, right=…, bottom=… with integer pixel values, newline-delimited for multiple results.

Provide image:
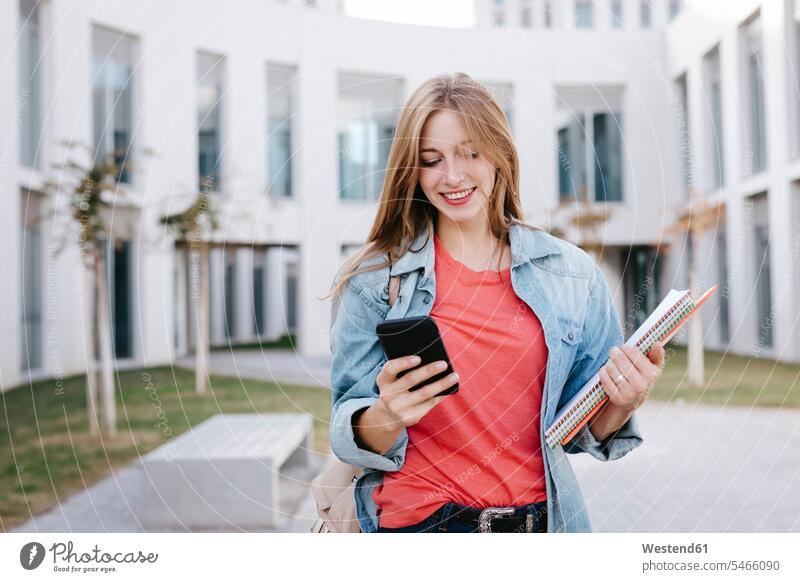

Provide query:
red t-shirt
left=372, top=234, right=549, bottom=528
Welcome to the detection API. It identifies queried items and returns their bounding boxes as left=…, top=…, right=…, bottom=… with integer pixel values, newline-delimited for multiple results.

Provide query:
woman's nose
left=442, top=158, right=465, bottom=186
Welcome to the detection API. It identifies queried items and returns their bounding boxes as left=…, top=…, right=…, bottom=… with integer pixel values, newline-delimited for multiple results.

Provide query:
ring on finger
left=611, top=353, right=637, bottom=383
left=605, top=359, right=626, bottom=386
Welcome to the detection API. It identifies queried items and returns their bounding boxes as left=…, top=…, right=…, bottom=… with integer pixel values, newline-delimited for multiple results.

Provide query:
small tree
left=570, top=200, right=612, bottom=260
left=46, top=151, right=128, bottom=437
left=551, top=199, right=613, bottom=260
left=160, top=187, right=218, bottom=396
left=669, top=190, right=724, bottom=387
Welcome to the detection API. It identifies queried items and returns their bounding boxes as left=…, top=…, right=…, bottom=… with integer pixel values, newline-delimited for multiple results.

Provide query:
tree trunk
left=687, top=231, right=705, bottom=388
left=194, top=243, right=210, bottom=396
left=94, top=248, right=118, bottom=436
left=85, top=311, right=100, bottom=436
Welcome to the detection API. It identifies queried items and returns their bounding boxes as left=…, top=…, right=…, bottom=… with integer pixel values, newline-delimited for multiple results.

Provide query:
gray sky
left=343, top=0, right=475, bottom=28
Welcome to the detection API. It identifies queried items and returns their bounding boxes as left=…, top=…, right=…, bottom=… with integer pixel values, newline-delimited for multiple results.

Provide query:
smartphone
left=375, top=316, right=459, bottom=395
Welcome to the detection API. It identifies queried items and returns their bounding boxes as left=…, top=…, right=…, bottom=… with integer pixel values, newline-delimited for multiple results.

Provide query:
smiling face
left=417, top=109, right=497, bottom=231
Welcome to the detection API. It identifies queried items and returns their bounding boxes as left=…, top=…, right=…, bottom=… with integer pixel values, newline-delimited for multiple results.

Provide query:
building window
left=267, top=64, right=296, bottom=198
left=112, top=241, right=133, bottom=358
left=751, top=193, right=772, bottom=349
left=253, top=261, right=265, bottom=336
left=286, top=260, right=297, bottom=335
left=223, top=250, right=236, bottom=339
left=789, top=2, right=800, bottom=157
left=674, top=74, right=692, bottom=195
left=704, top=46, right=725, bottom=190
left=558, top=114, right=587, bottom=202
left=19, top=0, right=41, bottom=169
left=717, top=229, right=731, bottom=345
left=95, top=238, right=134, bottom=359
left=741, top=12, right=767, bottom=175
left=557, top=108, right=623, bottom=203
left=337, top=73, right=402, bottom=201
left=622, top=247, right=660, bottom=333
left=558, top=127, right=572, bottom=200
left=198, top=52, right=225, bottom=191
left=794, top=186, right=800, bottom=350
left=754, top=224, right=772, bottom=348
left=575, top=1, right=593, bottom=28
left=684, top=229, right=693, bottom=290
left=21, top=190, right=43, bottom=371
left=92, top=27, right=136, bottom=184
left=640, top=0, right=652, bottom=28
left=611, top=0, right=623, bottom=28
left=520, top=0, right=532, bottom=28
left=593, top=112, right=623, bottom=202
left=173, top=248, right=184, bottom=353
left=669, top=0, right=681, bottom=21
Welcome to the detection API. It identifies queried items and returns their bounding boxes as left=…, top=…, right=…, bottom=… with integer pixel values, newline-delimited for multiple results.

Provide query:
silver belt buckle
left=478, top=507, right=515, bottom=532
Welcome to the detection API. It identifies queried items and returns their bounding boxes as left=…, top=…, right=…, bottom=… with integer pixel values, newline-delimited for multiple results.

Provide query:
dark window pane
left=594, top=111, right=623, bottom=202
left=21, top=223, right=42, bottom=370
left=198, top=82, right=222, bottom=190
left=253, top=266, right=265, bottom=336
left=113, top=241, right=133, bottom=358
left=224, top=259, right=236, bottom=339
left=754, top=225, right=772, bottom=348
left=718, top=232, right=730, bottom=344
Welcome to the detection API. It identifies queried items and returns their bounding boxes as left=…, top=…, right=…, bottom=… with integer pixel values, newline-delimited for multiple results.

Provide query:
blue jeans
left=376, top=501, right=548, bottom=533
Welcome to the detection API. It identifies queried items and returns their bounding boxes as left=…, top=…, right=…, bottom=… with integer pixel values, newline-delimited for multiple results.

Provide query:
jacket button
left=423, top=295, right=432, bottom=304
left=567, top=332, right=574, bottom=341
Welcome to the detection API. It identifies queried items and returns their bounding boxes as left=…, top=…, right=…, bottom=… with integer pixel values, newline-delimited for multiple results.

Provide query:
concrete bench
left=133, top=413, right=313, bottom=530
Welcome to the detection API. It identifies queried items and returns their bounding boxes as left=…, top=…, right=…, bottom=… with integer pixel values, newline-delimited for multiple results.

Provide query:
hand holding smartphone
left=376, top=316, right=459, bottom=396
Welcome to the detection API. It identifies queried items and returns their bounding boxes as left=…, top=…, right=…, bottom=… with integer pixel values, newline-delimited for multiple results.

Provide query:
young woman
left=327, top=73, right=665, bottom=533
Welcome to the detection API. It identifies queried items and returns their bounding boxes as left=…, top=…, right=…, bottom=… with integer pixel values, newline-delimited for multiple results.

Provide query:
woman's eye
left=421, top=159, right=440, bottom=167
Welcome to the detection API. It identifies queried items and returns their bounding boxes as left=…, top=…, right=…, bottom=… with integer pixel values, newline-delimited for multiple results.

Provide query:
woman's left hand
left=599, top=342, right=666, bottom=413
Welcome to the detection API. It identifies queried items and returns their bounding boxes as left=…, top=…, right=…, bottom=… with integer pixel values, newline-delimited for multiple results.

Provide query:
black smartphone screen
left=375, top=316, right=459, bottom=395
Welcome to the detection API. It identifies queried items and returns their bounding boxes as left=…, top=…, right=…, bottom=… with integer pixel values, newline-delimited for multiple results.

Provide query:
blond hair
left=326, top=72, right=527, bottom=300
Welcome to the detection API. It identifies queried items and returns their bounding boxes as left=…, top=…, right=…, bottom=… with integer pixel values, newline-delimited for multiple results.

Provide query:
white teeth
left=443, top=188, right=474, bottom=200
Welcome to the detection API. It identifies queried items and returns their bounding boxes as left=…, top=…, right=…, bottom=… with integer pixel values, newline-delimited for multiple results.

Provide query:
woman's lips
left=440, top=187, right=475, bottom=206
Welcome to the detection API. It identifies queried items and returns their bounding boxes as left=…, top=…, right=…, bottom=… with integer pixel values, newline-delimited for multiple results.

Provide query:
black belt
left=433, top=502, right=547, bottom=533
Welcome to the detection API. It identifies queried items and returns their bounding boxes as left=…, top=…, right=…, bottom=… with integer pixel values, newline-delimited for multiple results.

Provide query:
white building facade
left=2, top=0, right=799, bottom=393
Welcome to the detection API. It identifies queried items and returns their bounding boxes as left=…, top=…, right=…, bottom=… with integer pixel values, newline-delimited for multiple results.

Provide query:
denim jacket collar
left=389, top=222, right=562, bottom=279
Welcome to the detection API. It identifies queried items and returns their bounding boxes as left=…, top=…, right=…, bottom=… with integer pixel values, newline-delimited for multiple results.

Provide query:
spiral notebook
left=544, top=285, right=717, bottom=449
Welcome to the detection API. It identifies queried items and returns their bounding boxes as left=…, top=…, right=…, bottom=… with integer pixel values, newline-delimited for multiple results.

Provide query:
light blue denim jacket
left=328, top=222, right=643, bottom=533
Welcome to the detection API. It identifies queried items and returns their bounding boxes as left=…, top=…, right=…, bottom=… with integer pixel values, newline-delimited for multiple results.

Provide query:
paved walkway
left=13, top=349, right=800, bottom=533
left=571, top=400, right=800, bottom=532
left=177, top=349, right=332, bottom=389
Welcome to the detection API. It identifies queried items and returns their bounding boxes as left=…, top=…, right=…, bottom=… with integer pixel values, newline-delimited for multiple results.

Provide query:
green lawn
left=0, top=367, right=331, bottom=533
left=210, top=333, right=297, bottom=352
left=652, top=345, right=800, bottom=407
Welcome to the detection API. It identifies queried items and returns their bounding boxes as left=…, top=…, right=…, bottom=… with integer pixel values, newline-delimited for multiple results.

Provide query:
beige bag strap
left=310, top=270, right=400, bottom=533
left=310, top=462, right=362, bottom=533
